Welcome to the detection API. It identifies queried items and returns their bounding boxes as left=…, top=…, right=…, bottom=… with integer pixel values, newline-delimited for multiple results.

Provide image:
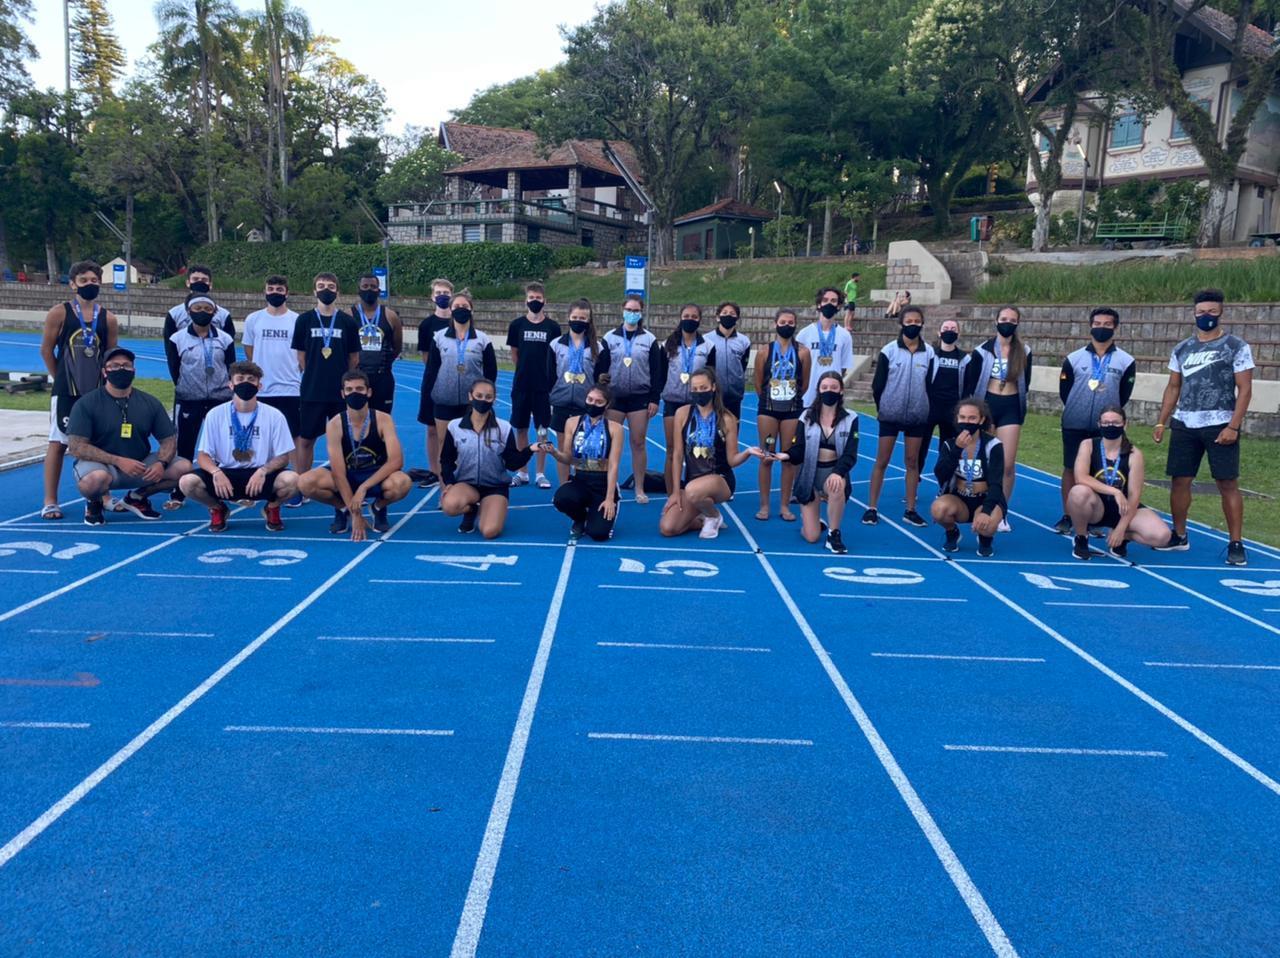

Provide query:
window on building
left=1110, top=107, right=1143, bottom=149
left=527, top=225, right=541, bottom=243
left=486, top=224, right=503, bottom=243
left=581, top=228, right=594, bottom=248
left=1171, top=98, right=1212, bottom=141
left=681, top=232, right=702, bottom=255
left=462, top=224, right=483, bottom=243
left=1038, top=126, right=1058, bottom=154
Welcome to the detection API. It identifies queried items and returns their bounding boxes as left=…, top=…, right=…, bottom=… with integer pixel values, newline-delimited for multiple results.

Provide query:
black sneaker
left=1227, top=541, right=1248, bottom=566
left=416, top=470, right=440, bottom=489
left=570, top=519, right=586, bottom=540
left=861, top=508, right=879, bottom=525
left=458, top=506, right=477, bottom=534
left=825, top=529, right=847, bottom=554
left=1155, top=532, right=1189, bottom=552
left=976, top=535, right=994, bottom=558
left=1072, top=535, right=1091, bottom=561
left=371, top=505, right=390, bottom=533
left=902, top=509, right=926, bottom=528
left=1052, top=514, right=1072, bottom=536
left=1109, top=540, right=1129, bottom=560
left=328, top=508, right=349, bottom=535
left=83, top=500, right=106, bottom=526
left=120, top=493, right=161, bottom=520
left=943, top=527, right=960, bottom=553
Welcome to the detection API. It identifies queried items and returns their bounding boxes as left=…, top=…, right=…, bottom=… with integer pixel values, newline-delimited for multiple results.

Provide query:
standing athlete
left=291, top=273, right=360, bottom=482
left=40, top=260, right=118, bottom=520
left=242, top=274, right=303, bottom=504
left=706, top=301, right=752, bottom=420
left=163, top=263, right=234, bottom=339
left=507, top=281, right=561, bottom=488
left=353, top=272, right=402, bottom=414
left=416, top=277, right=455, bottom=486
left=796, top=287, right=854, bottom=407
left=166, top=295, right=236, bottom=506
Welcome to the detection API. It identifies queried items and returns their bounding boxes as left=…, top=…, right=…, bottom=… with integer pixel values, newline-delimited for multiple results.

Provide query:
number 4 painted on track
left=1020, top=572, right=1129, bottom=592
left=617, top=558, right=719, bottom=578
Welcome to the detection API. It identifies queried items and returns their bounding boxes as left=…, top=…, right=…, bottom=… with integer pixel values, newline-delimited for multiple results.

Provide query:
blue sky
left=28, top=0, right=602, bottom=133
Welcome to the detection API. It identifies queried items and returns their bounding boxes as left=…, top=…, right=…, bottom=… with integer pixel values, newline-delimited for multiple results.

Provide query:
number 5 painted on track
left=823, top=567, right=925, bottom=586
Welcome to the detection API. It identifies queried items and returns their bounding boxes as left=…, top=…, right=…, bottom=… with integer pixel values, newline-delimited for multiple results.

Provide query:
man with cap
left=178, top=360, right=300, bottom=532
left=66, top=347, right=190, bottom=525
left=166, top=293, right=236, bottom=506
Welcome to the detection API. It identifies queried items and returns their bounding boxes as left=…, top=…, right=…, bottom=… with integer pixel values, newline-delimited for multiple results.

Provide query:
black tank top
left=1089, top=438, right=1131, bottom=492
left=355, top=305, right=395, bottom=375
left=571, top=413, right=612, bottom=471
left=342, top=410, right=387, bottom=471
left=53, top=302, right=108, bottom=398
left=683, top=409, right=730, bottom=482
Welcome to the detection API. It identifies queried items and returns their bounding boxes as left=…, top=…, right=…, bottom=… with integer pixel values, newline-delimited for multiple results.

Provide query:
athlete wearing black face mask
left=358, top=288, right=379, bottom=306
left=547, top=384, right=624, bottom=541
left=452, top=307, right=472, bottom=324
left=189, top=281, right=211, bottom=296
left=345, top=392, right=369, bottom=410
left=930, top=405, right=1006, bottom=557
left=569, top=320, right=590, bottom=335
left=78, top=283, right=100, bottom=301
left=265, top=292, right=287, bottom=308
left=190, top=310, right=215, bottom=327
left=527, top=299, right=544, bottom=314
left=438, top=383, right=533, bottom=537
left=692, top=389, right=714, bottom=407
left=506, top=287, right=561, bottom=489
left=940, top=330, right=959, bottom=345
left=776, top=323, right=796, bottom=339
left=233, top=381, right=258, bottom=401
left=819, top=304, right=839, bottom=320
left=317, top=289, right=338, bottom=306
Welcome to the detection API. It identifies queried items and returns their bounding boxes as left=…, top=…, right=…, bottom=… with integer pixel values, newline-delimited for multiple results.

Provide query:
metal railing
left=388, top=197, right=635, bottom=227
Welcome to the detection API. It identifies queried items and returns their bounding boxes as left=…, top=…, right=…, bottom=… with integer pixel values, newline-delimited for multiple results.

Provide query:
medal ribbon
left=817, top=322, right=836, bottom=358
left=691, top=408, right=716, bottom=450
left=622, top=329, right=635, bottom=361
left=1090, top=349, right=1113, bottom=385
left=455, top=328, right=472, bottom=367
left=319, top=311, right=338, bottom=355
left=680, top=341, right=696, bottom=377
left=198, top=330, right=214, bottom=370
left=357, top=305, right=381, bottom=341
left=568, top=336, right=586, bottom=374
left=771, top=343, right=796, bottom=380
left=72, top=302, right=98, bottom=349
left=577, top=415, right=606, bottom=459
left=231, top=408, right=258, bottom=457
left=1101, top=443, right=1123, bottom=488
left=344, top=410, right=371, bottom=448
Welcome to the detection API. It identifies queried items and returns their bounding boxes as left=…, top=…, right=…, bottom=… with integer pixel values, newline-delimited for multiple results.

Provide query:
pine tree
left=70, top=0, right=126, bottom=108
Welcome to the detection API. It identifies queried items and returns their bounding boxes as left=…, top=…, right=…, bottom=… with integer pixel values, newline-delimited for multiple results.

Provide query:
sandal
left=780, top=510, right=797, bottom=522
left=754, top=508, right=770, bottom=521
left=41, top=504, right=63, bottom=521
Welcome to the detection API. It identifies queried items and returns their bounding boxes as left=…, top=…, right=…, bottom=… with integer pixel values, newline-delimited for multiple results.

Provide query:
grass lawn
left=853, top=403, right=1280, bottom=548
left=978, top=257, right=1280, bottom=305
left=544, top=259, right=884, bottom=307
left=0, top=378, right=175, bottom=412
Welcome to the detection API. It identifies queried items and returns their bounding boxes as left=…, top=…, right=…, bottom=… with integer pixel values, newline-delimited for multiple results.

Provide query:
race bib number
left=769, top=379, right=796, bottom=403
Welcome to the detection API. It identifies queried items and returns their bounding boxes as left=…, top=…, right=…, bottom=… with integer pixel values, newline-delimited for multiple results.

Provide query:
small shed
left=673, top=199, right=774, bottom=261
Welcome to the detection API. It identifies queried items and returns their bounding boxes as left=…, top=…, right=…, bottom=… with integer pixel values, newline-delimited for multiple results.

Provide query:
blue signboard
left=373, top=266, right=388, bottom=299
left=624, top=256, right=647, bottom=298
left=112, top=263, right=126, bottom=291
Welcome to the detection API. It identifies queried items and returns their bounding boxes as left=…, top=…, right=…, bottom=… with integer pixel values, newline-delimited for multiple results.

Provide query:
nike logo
left=1181, top=353, right=1222, bottom=377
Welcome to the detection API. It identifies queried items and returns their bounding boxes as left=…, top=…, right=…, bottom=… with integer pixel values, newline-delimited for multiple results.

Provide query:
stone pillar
left=566, top=167, right=580, bottom=210
left=507, top=170, right=521, bottom=201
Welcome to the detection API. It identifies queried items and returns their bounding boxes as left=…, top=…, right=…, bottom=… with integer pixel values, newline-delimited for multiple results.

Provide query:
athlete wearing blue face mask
left=1153, top=288, right=1254, bottom=565
left=602, top=296, right=662, bottom=504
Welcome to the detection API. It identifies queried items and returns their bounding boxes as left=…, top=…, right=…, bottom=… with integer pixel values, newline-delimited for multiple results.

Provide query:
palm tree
left=251, top=0, right=310, bottom=241
left=154, top=0, right=240, bottom=244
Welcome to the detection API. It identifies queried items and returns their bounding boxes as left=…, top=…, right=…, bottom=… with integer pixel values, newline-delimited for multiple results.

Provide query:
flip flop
left=780, top=510, right=797, bottom=522
left=754, top=508, right=769, bottom=521
left=41, top=504, right=63, bottom=520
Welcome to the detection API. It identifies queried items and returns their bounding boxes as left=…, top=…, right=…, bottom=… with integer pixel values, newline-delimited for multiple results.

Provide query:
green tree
left=290, top=35, right=388, bottom=158
left=70, top=0, right=126, bottom=108
left=552, top=0, right=755, bottom=263
left=451, top=69, right=585, bottom=131
left=0, top=0, right=35, bottom=274
left=1125, top=0, right=1280, bottom=246
left=155, top=0, right=243, bottom=243
left=375, top=132, right=461, bottom=204
left=249, top=0, right=310, bottom=240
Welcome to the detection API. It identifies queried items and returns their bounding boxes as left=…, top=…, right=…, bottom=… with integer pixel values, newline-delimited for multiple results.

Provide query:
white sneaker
left=698, top=515, right=723, bottom=539
left=535, top=473, right=552, bottom=489
left=998, top=518, right=1011, bottom=533
left=511, top=472, right=529, bottom=487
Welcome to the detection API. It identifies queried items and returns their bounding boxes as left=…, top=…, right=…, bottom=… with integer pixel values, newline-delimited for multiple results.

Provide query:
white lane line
left=597, top=641, right=771, bottom=653
left=944, top=745, right=1167, bottom=758
left=1145, top=661, right=1280, bottom=672
left=597, top=583, right=745, bottom=595
left=370, top=578, right=521, bottom=586
left=0, top=722, right=90, bottom=729
left=851, top=495, right=1280, bottom=799
left=0, top=487, right=437, bottom=870
left=588, top=732, right=813, bottom=746
left=0, top=569, right=56, bottom=575
left=872, top=653, right=1046, bottom=664
left=225, top=725, right=453, bottom=737
left=450, top=543, right=576, bottom=958
left=1043, top=601, right=1190, bottom=610
left=137, top=572, right=292, bottom=582
left=821, top=593, right=968, bottom=603
left=721, top=503, right=1018, bottom=958
left=765, top=550, right=944, bottom=562
left=28, top=628, right=215, bottom=638
left=0, top=496, right=84, bottom=526
left=1148, top=564, right=1280, bottom=573
left=317, top=635, right=495, bottom=645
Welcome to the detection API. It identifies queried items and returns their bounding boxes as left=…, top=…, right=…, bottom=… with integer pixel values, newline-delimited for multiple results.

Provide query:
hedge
left=551, top=246, right=596, bottom=270
left=191, top=240, right=556, bottom=292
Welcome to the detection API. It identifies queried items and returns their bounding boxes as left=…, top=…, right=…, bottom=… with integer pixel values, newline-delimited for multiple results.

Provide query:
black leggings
left=553, top=475, right=616, bottom=541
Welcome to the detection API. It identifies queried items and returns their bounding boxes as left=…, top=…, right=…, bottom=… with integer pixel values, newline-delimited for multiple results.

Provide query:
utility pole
left=93, top=208, right=133, bottom=331
left=354, top=196, right=392, bottom=296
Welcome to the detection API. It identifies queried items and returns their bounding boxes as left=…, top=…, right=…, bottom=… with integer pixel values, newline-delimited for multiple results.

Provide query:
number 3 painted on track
left=198, top=548, right=308, bottom=567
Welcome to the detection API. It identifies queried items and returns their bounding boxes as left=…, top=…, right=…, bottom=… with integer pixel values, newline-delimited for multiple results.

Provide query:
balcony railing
left=388, top=197, right=635, bottom=228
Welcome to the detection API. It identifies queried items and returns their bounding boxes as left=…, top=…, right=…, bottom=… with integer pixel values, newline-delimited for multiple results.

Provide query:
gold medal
left=233, top=449, right=252, bottom=463
left=575, top=373, right=587, bottom=384
left=818, top=355, right=833, bottom=366
left=693, top=445, right=710, bottom=459
left=680, top=372, right=690, bottom=384
left=564, top=371, right=575, bottom=384
left=623, top=357, right=633, bottom=367
left=456, top=363, right=466, bottom=372
left=321, top=347, right=332, bottom=360
left=1087, top=379, right=1099, bottom=391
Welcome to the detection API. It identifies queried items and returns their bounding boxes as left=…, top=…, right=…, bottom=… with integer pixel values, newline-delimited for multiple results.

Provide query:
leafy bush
left=191, top=240, right=555, bottom=293
left=955, top=173, right=1023, bottom=197
left=551, top=246, right=596, bottom=270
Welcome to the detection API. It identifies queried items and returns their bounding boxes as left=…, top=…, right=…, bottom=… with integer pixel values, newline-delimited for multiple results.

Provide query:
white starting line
left=1144, top=661, right=1280, bottom=672
left=944, top=745, right=1167, bottom=758
left=0, top=721, right=90, bottom=730
left=224, top=725, right=454, bottom=737
left=597, top=641, right=771, bottom=653
left=588, top=732, right=814, bottom=747
left=317, top=635, right=495, bottom=645
left=871, top=653, right=1046, bottom=664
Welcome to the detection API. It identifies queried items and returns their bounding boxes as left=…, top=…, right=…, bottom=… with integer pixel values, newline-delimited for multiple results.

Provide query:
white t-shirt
left=241, top=308, right=301, bottom=397
left=795, top=321, right=854, bottom=405
left=197, top=401, right=295, bottom=469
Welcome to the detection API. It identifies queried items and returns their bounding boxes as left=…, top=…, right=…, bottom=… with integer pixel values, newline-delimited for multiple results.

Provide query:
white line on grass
left=871, top=653, right=1046, bottom=663
left=721, top=503, right=1019, bottom=958
left=0, top=722, right=90, bottom=729
left=597, top=583, right=745, bottom=594
left=450, top=543, right=576, bottom=958
left=224, top=725, right=453, bottom=737
left=1144, top=661, right=1280, bottom=672
left=944, top=745, right=1167, bottom=758
left=597, top=641, right=771, bottom=653
left=316, top=635, right=495, bottom=645
left=850, top=494, right=1280, bottom=799
left=588, top=732, right=813, bottom=746
left=0, top=487, right=438, bottom=870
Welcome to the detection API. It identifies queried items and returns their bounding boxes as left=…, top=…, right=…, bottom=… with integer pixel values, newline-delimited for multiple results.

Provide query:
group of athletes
left=36, top=260, right=1254, bottom=565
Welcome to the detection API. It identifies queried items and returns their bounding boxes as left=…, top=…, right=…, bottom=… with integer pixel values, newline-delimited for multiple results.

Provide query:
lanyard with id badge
left=117, top=396, right=133, bottom=440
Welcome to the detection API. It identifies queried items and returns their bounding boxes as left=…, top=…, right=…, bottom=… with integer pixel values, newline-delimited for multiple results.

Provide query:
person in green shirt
left=842, top=272, right=860, bottom=333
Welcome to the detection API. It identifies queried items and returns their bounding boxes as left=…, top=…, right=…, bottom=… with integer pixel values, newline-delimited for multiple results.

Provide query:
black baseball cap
left=102, top=347, right=136, bottom=364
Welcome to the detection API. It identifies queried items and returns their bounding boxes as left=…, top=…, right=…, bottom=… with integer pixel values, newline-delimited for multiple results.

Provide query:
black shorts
left=417, top=380, right=435, bottom=425
left=551, top=403, right=585, bottom=434
left=612, top=394, right=651, bottom=415
left=467, top=483, right=511, bottom=500
left=986, top=391, right=1025, bottom=428
left=878, top=420, right=931, bottom=440
left=1062, top=428, right=1098, bottom=470
left=1096, top=494, right=1146, bottom=528
left=930, top=417, right=958, bottom=445
left=956, top=492, right=998, bottom=522
left=433, top=403, right=468, bottom=424
left=662, top=400, right=688, bottom=419
left=365, top=371, right=395, bottom=414
left=174, top=399, right=220, bottom=461
left=723, top=394, right=743, bottom=419
left=260, top=396, right=301, bottom=437
left=346, top=466, right=385, bottom=502
left=1166, top=420, right=1241, bottom=481
left=300, top=400, right=345, bottom=441
left=195, top=467, right=281, bottom=501
left=510, top=390, right=552, bottom=430
left=758, top=405, right=801, bottom=422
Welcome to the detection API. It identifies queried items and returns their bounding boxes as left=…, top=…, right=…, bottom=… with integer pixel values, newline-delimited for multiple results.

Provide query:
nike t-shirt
left=242, top=308, right=301, bottom=397
left=1168, top=333, right=1254, bottom=428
